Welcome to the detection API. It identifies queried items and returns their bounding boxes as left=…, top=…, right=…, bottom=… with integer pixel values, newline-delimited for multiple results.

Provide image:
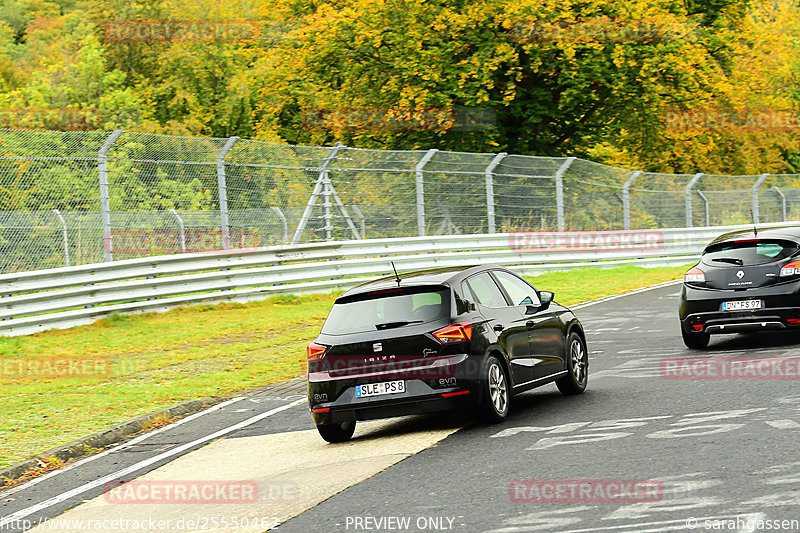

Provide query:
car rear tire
left=556, top=332, right=588, bottom=395
left=316, top=421, right=356, bottom=443
left=480, top=355, right=510, bottom=423
left=681, top=328, right=710, bottom=349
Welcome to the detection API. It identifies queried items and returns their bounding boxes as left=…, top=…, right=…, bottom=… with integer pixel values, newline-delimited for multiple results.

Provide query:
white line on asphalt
left=0, top=397, right=247, bottom=498
left=572, top=280, right=682, bottom=311
left=0, top=398, right=305, bottom=527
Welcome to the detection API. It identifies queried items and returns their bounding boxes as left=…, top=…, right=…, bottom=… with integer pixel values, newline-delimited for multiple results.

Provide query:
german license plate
left=355, top=380, right=405, bottom=398
left=722, top=300, right=762, bottom=311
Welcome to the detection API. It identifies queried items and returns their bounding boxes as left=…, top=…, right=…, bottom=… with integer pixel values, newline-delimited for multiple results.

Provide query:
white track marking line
left=0, top=397, right=247, bottom=498
left=0, top=399, right=305, bottom=526
left=572, top=280, right=682, bottom=311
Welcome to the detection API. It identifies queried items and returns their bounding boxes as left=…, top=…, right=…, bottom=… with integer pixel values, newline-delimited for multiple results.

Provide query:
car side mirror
left=539, top=291, right=554, bottom=309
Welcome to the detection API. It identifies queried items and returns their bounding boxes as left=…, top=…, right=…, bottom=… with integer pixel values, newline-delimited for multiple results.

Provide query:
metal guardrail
left=1, top=223, right=794, bottom=337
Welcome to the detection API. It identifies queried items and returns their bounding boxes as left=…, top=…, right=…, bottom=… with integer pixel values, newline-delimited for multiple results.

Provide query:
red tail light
left=780, top=261, right=800, bottom=277
left=787, top=319, right=800, bottom=325
left=692, top=324, right=703, bottom=331
left=433, top=323, right=473, bottom=344
left=307, top=342, right=328, bottom=361
left=684, top=267, right=705, bottom=284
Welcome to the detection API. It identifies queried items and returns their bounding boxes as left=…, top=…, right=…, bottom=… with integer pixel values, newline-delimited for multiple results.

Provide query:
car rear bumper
left=679, top=283, right=800, bottom=335
left=309, top=379, right=475, bottom=425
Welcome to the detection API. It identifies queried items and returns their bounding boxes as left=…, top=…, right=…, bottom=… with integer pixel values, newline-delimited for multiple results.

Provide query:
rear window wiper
left=711, top=257, right=744, bottom=265
left=375, top=320, right=423, bottom=330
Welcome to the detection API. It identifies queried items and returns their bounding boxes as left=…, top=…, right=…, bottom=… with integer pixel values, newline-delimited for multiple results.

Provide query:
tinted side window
left=493, top=271, right=541, bottom=307
left=464, top=273, right=508, bottom=308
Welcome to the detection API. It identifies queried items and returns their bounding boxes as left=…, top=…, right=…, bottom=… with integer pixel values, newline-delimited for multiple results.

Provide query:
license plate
left=355, top=380, right=405, bottom=398
left=722, top=300, right=762, bottom=311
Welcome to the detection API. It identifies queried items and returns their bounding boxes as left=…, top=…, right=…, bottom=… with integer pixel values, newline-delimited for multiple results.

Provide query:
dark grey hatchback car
left=307, top=265, right=588, bottom=442
left=680, top=226, right=800, bottom=349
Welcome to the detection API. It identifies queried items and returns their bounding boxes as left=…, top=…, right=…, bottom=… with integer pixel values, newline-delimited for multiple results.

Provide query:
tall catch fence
left=1, top=129, right=798, bottom=274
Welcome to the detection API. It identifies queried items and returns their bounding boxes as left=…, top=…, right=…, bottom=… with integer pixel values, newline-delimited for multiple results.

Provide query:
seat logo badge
left=736, top=270, right=745, bottom=279
left=373, top=342, right=382, bottom=352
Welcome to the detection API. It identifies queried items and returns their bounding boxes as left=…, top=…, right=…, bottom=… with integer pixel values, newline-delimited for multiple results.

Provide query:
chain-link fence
left=1, top=128, right=799, bottom=274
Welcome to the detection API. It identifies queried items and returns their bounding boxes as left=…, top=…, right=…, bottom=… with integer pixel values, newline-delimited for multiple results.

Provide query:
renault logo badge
left=736, top=270, right=745, bottom=279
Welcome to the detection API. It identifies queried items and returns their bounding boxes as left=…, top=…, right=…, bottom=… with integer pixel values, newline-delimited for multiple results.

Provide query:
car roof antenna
left=391, top=261, right=401, bottom=286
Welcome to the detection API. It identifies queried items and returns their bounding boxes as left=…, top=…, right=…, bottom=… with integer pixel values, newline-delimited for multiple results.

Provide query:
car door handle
left=526, top=321, right=536, bottom=327
left=493, top=324, right=505, bottom=332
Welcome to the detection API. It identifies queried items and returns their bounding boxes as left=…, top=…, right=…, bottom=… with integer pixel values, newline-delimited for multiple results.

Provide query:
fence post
left=752, top=173, right=769, bottom=223
left=622, top=170, right=642, bottom=230
left=351, top=205, right=366, bottom=239
left=696, top=190, right=710, bottom=227
left=52, top=209, right=69, bottom=267
left=98, top=129, right=124, bottom=262
left=684, top=173, right=703, bottom=228
left=216, top=136, right=239, bottom=249
left=554, top=157, right=575, bottom=231
left=271, top=206, right=288, bottom=244
left=415, top=149, right=438, bottom=236
left=168, top=209, right=186, bottom=252
left=772, top=187, right=787, bottom=221
left=292, top=143, right=344, bottom=244
left=484, top=152, right=507, bottom=233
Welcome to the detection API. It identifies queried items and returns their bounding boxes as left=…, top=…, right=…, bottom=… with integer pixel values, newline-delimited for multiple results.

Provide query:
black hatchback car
left=307, top=265, right=588, bottom=442
left=680, top=226, right=800, bottom=349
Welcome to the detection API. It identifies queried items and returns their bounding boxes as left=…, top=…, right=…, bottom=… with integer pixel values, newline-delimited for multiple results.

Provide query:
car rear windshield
left=321, top=287, right=450, bottom=335
left=701, top=239, right=799, bottom=266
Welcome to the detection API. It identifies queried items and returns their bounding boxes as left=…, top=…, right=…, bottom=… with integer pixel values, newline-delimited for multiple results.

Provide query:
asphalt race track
left=2, top=282, right=800, bottom=533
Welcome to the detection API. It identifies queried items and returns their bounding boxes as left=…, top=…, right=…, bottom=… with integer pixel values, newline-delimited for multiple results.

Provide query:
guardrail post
left=98, top=129, right=124, bottom=262
left=772, top=187, right=787, bottom=221
left=415, top=149, right=438, bottom=236
left=292, top=143, right=344, bottom=244
left=52, top=209, right=70, bottom=267
left=484, top=152, right=507, bottom=233
left=695, top=190, right=710, bottom=227
left=168, top=209, right=186, bottom=252
left=271, top=206, right=288, bottom=243
left=752, top=173, right=769, bottom=223
left=554, top=157, right=575, bottom=231
left=684, top=173, right=703, bottom=228
left=217, top=136, right=239, bottom=249
left=622, top=170, right=642, bottom=230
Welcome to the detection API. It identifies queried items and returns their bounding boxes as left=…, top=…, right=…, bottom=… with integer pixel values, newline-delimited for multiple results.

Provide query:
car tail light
left=684, top=267, right=705, bottom=284
left=787, top=319, right=800, bottom=325
left=307, top=342, right=328, bottom=361
left=433, top=322, right=473, bottom=344
left=692, top=324, right=703, bottom=331
left=780, top=261, right=800, bottom=277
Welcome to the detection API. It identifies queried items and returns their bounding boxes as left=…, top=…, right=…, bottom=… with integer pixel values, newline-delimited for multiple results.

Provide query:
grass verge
left=0, top=264, right=688, bottom=469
